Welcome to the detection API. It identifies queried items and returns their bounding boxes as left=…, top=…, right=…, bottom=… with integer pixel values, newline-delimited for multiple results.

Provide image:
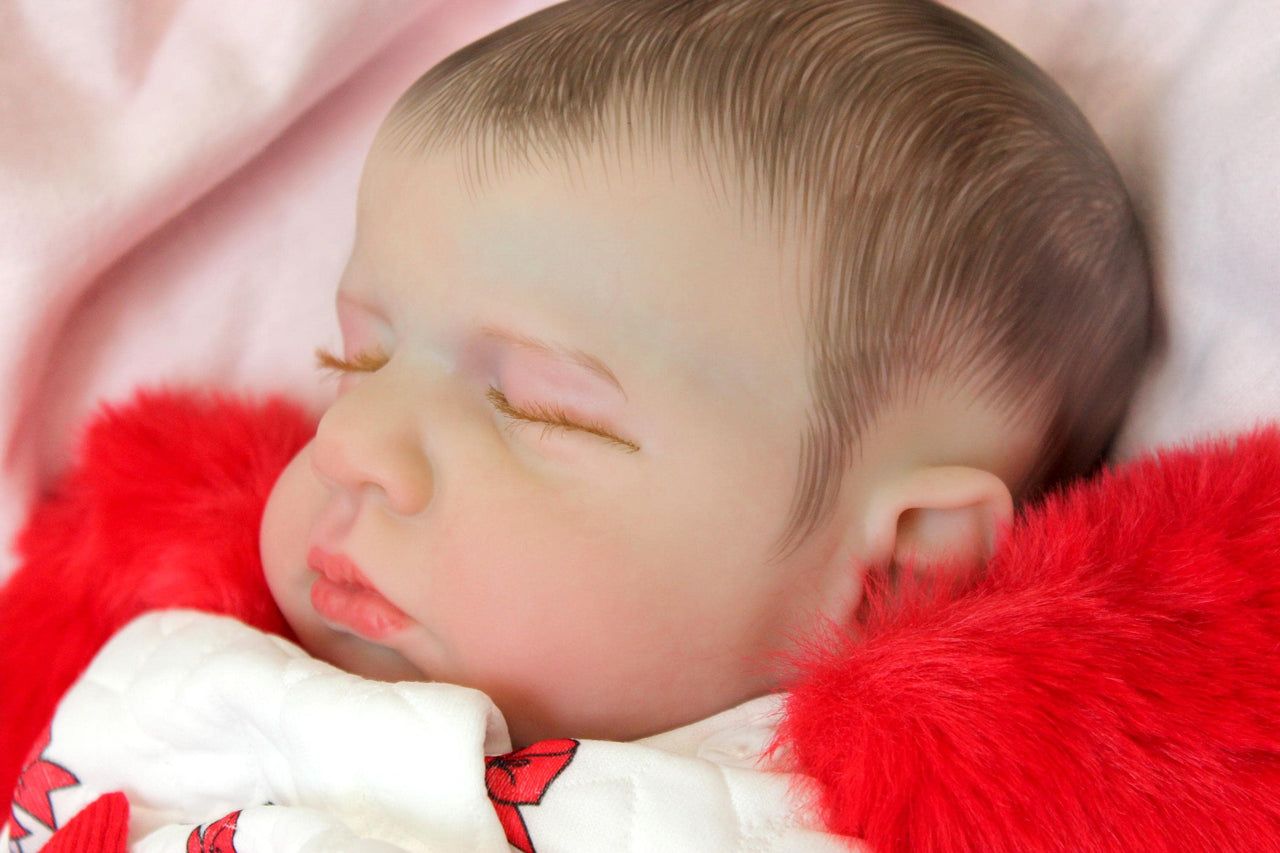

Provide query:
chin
left=313, top=628, right=429, bottom=683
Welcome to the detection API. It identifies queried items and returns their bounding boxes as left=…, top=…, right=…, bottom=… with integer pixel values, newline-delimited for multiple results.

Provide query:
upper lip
left=307, top=547, right=377, bottom=590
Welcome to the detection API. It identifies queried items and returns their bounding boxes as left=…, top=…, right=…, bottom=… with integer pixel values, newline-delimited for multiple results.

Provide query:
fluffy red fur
left=4, top=391, right=1280, bottom=851
left=0, top=390, right=314, bottom=801
left=779, top=427, right=1280, bottom=852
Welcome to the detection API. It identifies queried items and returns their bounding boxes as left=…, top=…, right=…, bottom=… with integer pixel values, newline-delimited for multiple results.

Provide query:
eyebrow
left=480, top=326, right=627, bottom=397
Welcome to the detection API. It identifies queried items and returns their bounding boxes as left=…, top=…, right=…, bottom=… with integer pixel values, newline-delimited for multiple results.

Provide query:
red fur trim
left=779, top=427, right=1280, bottom=852
left=0, top=390, right=314, bottom=803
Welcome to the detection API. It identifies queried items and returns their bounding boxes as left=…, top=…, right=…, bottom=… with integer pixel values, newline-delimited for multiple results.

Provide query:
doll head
left=260, top=0, right=1153, bottom=746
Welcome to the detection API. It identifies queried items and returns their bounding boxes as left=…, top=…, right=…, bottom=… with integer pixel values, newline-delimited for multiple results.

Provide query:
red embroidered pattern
left=485, top=739, right=579, bottom=853
left=7, top=727, right=79, bottom=844
left=186, top=810, right=241, bottom=853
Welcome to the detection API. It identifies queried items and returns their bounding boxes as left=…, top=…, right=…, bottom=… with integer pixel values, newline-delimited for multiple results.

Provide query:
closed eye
left=316, top=347, right=389, bottom=374
left=487, top=386, right=640, bottom=452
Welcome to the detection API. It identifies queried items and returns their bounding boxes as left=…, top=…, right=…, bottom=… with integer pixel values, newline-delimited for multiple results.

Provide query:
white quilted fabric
left=14, top=610, right=511, bottom=852
left=10, top=611, right=864, bottom=853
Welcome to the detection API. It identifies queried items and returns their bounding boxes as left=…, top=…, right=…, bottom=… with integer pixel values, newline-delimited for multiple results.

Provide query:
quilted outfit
left=3, top=390, right=1280, bottom=852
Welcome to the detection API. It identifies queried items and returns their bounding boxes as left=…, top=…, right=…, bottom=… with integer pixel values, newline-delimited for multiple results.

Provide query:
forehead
left=350, top=139, right=813, bottom=418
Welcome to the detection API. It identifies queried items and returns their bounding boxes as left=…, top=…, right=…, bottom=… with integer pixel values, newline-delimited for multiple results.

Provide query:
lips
left=307, top=547, right=409, bottom=640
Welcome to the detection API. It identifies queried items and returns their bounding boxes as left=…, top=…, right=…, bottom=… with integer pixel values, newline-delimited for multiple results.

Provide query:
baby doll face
left=260, top=140, right=865, bottom=745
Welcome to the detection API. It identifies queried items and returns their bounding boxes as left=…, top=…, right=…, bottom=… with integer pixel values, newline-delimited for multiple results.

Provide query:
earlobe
left=864, top=466, right=1014, bottom=581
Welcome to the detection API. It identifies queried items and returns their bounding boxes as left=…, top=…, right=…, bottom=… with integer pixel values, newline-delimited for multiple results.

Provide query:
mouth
left=306, top=547, right=409, bottom=640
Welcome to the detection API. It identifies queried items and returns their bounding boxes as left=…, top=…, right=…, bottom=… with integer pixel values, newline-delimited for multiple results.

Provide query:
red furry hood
left=4, top=391, right=1280, bottom=851
left=778, top=428, right=1280, bottom=852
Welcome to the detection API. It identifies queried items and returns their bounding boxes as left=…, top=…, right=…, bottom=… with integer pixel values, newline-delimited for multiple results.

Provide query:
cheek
left=260, top=448, right=321, bottom=606
left=424, top=505, right=659, bottom=656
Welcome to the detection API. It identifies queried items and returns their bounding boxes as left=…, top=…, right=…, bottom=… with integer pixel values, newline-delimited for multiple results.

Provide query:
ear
left=864, top=466, right=1014, bottom=582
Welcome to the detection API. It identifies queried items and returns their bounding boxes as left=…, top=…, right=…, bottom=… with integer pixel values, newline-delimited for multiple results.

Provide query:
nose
left=309, top=372, right=434, bottom=516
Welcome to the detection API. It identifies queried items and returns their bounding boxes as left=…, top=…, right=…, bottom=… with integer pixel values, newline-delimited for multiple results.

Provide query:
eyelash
left=316, top=347, right=388, bottom=373
left=486, top=387, right=640, bottom=452
left=315, top=347, right=640, bottom=453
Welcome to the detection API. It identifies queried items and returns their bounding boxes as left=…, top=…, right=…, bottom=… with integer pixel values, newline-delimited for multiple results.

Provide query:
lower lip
left=310, top=576, right=409, bottom=640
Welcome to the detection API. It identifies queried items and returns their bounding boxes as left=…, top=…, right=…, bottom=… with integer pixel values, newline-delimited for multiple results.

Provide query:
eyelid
left=312, top=351, right=641, bottom=453
left=487, top=386, right=640, bottom=453
left=316, top=347, right=389, bottom=374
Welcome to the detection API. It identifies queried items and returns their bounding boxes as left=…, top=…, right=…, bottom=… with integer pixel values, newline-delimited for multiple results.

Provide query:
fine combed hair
left=381, top=0, right=1155, bottom=549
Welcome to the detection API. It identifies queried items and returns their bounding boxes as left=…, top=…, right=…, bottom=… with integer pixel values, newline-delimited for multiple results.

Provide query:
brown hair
left=381, top=0, right=1154, bottom=548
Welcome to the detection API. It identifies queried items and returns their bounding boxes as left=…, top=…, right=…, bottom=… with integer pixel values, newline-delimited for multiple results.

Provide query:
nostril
left=379, top=467, right=434, bottom=517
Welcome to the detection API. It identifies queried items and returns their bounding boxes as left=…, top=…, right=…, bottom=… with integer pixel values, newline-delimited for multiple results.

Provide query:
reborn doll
left=10, top=0, right=1280, bottom=850
left=260, top=0, right=1153, bottom=750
